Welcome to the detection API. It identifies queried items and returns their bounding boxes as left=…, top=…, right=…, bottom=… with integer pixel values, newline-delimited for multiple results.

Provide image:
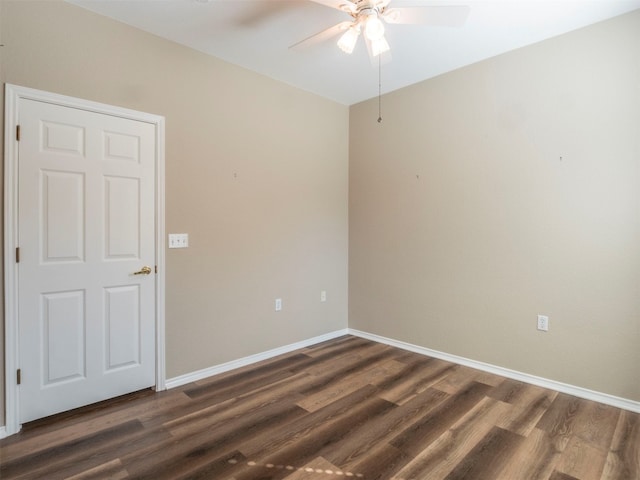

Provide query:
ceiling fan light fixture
left=371, top=36, right=390, bottom=56
left=337, top=26, right=360, bottom=54
left=364, top=14, right=385, bottom=41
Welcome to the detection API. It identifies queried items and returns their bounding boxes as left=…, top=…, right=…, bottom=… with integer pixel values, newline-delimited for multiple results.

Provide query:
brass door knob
left=133, top=266, right=152, bottom=275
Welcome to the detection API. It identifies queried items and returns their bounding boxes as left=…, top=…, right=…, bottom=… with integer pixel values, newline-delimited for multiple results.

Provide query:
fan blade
left=383, top=5, right=470, bottom=26
left=289, top=21, right=354, bottom=51
left=308, top=0, right=357, bottom=13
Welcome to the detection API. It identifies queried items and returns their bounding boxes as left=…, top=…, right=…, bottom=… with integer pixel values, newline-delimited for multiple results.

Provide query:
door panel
left=42, top=120, right=85, bottom=156
left=105, top=285, right=141, bottom=370
left=104, top=131, right=140, bottom=162
left=42, top=170, right=85, bottom=262
left=104, top=176, right=140, bottom=258
left=42, top=290, right=86, bottom=384
left=18, top=98, right=157, bottom=423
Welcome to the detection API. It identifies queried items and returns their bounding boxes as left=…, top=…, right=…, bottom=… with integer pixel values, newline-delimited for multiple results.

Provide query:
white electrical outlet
left=320, top=290, right=327, bottom=302
left=275, top=298, right=282, bottom=311
left=537, top=315, right=549, bottom=332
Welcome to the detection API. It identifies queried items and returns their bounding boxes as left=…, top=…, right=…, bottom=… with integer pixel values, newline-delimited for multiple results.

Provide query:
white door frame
left=3, top=84, right=166, bottom=436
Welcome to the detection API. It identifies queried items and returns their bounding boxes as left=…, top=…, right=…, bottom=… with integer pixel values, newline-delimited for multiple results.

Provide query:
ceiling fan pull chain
left=377, top=55, right=383, bottom=123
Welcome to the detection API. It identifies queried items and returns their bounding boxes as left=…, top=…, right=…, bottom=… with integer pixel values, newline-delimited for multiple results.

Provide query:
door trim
left=3, top=84, right=166, bottom=436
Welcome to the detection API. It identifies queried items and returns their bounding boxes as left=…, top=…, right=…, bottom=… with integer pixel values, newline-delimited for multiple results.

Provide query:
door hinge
left=16, top=247, right=20, bottom=263
left=17, top=369, right=21, bottom=385
left=16, top=125, right=21, bottom=142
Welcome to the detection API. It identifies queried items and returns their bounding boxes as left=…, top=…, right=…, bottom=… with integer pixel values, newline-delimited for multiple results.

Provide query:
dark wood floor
left=1, top=335, right=638, bottom=479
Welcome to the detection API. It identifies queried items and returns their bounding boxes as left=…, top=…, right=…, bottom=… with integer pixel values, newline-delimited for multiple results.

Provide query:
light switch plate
left=168, top=233, right=189, bottom=248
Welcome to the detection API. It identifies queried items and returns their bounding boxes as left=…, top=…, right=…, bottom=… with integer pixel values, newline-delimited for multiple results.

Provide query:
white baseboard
left=3, top=327, right=635, bottom=435
left=165, top=326, right=640, bottom=413
left=349, top=329, right=640, bottom=414
left=165, top=329, right=349, bottom=389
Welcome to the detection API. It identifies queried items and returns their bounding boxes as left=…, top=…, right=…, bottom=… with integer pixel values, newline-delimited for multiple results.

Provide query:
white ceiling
left=67, top=0, right=640, bottom=105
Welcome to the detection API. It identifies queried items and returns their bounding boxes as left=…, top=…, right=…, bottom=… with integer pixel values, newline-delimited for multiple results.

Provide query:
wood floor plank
left=0, top=335, right=635, bottom=480
left=0, top=390, right=189, bottom=463
left=139, top=449, right=246, bottom=480
left=301, top=335, right=371, bottom=358
left=0, top=419, right=145, bottom=479
left=235, top=389, right=397, bottom=479
left=64, top=459, right=128, bottom=480
left=238, top=383, right=382, bottom=459
left=339, top=442, right=409, bottom=480
left=376, top=357, right=457, bottom=405
left=549, top=472, right=582, bottom=480
left=496, top=427, right=563, bottom=480
left=469, top=369, right=505, bottom=387
left=536, top=392, right=584, bottom=446
left=494, top=386, right=557, bottom=436
left=162, top=371, right=310, bottom=436
left=600, top=410, right=640, bottom=480
left=296, top=358, right=405, bottom=413
left=572, top=400, right=620, bottom=451
left=301, top=341, right=393, bottom=380
left=122, top=399, right=307, bottom=479
left=443, top=426, right=525, bottom=480
left=25, top=425, right=172, bottom=480
left=391, top=397, right=511, bottom=480
left=490, top=380, right=557, bottom=408
left=431, top=364, right=484, bottom=394
left=390, top=381, right=492, bottom=457
left=184, top=355, right=308, bottom=403
left=322, top=387, right=449, bottom=470
left=275, top=457, right=346, bottom=480
left=554, top=434, right=608, bottom=480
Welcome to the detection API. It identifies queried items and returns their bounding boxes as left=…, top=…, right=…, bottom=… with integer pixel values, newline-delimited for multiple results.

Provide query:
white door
left=17, top=98, right=157, bottom=423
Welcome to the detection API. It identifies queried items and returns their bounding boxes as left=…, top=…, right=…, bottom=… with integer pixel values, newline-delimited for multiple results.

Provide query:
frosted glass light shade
left=364, top=16, right=385, bottom=41
left=337, top=27, right=360, bottom=54
left=371, top=36, right=390, bottom=56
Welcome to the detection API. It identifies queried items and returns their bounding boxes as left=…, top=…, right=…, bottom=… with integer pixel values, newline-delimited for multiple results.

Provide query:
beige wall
left=350, top=10, right=640, bottom=401
left=0, top=1, right=349, bottom=426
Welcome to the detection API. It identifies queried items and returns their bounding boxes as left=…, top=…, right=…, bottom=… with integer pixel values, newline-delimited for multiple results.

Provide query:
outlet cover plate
left=537, top=315, right=549, bottom=332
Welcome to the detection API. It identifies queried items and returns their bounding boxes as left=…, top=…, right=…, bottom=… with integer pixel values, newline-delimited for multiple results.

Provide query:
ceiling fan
left=291, top=0, right=470, bottom=58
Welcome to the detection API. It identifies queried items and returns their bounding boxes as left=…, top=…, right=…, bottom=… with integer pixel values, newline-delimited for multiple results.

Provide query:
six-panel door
left=18, top=99, right=157, bottom=423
